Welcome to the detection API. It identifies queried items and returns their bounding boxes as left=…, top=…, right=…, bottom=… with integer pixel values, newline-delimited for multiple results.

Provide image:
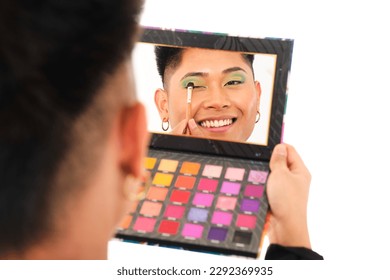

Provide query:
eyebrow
left=180, top=67, right=247, bottom=82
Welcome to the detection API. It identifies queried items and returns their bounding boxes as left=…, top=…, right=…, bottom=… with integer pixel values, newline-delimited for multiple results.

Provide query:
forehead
left=166, top=48, right=253, bottom=84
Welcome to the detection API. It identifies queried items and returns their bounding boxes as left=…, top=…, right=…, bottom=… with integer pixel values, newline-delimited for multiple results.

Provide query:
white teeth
left=200, top=118, right=233, bottom=128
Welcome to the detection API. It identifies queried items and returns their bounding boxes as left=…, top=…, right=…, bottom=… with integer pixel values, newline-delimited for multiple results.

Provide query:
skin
left=267, top=143, right=312, bottom=248
left=155, top=48, right=261, bottom=142
left=10, top=62, right=149, bottom=259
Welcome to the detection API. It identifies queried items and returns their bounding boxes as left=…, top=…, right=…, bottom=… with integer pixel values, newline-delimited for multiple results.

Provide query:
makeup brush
left=182, top=82, right=194, bottom=134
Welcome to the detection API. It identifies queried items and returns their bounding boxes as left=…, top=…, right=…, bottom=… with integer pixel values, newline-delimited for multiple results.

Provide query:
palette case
left=115, top=27, right=294, bottom=258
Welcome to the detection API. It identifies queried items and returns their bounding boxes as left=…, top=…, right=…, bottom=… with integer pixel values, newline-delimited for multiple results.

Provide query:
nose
left=201, top=87, right=231, bottom=110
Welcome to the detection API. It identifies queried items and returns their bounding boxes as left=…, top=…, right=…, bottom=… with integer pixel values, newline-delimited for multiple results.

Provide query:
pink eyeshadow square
left=202, top=164, right=223, bottom=178
left=236, top=214, right=257, bottom=229
left=248, top=170, right=268, bottom=184
left=220, top=181, right=241, bottom=195
left=133, top=217, right=156, bottom=232
left=164, top=204, right=185, bottom=219
left=192, top=193, right=214, bottom=207
left=182, top=223, right=204, bottom=238
left=211, top=211, right=233, bottom=226
left=216, top=196, right=237, bottom=210
left=225, top=167, right=245, bottom=181
left=244, top=185, right=264, bottom=198
left=197, top=178, right=218, bottom=192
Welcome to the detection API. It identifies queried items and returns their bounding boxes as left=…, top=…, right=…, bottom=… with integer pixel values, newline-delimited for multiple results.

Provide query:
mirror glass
left=133, top=27, right=293, bottom=149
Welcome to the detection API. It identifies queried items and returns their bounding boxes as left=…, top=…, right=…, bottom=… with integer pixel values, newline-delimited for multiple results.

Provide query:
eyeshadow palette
left=116, top=146, right=269, bottom=258
left=115, top=27, right=293, bottom=258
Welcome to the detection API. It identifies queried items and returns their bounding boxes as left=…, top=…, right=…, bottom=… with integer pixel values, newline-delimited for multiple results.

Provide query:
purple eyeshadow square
left=240, top=199, right=260, bottom=213
left=225, top=167, right=245, bottom=181
left=187, top=207, right=208, bottom=222
left=193, top=193, right=214, bottom=207
left=207, top=227, right=228, bottom=241
left=197, top=178, right=218, bottom=192
left=244, top=185, right=264, bottom=198
left=220, top=181, right=241, bottom=195
left=248, top=170, right=268, bottom=184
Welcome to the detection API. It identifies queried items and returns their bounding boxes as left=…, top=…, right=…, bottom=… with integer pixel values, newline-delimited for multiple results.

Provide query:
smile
left=199, top=118, right=236, bottom=128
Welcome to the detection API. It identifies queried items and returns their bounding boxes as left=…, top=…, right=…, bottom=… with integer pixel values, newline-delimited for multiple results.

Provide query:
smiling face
left=155, top=48, right=261, bottom=142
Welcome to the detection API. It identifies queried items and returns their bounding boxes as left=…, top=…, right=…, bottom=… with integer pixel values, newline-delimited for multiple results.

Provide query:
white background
left=116, top=0, right=390, bottom=268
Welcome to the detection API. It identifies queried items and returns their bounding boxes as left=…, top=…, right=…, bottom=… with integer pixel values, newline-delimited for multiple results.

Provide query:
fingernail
left=275, top=144, right=287, bottom=156
left=188, top=119, right=197, bottom=130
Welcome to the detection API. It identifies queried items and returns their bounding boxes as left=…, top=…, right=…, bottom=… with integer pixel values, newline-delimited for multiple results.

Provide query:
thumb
left=270, top=144, right=288, bottom=171
left=188, top=119, right=203, bottom=137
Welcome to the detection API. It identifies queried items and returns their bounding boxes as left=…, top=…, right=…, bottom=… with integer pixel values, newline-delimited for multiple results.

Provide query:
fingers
left=187, top=119, right=204, bottom=137
left=170, top=119, right=189, bottom=135
left=270, top=144, right=288, bottom=172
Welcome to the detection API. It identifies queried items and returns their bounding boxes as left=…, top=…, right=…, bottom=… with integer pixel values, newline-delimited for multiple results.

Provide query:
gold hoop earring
left=255, top=111, right=261, bottom=123
left=162, top=118, right=169, bottom=131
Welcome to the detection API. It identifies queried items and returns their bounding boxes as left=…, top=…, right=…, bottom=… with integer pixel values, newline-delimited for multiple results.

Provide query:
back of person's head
left=0, top=0, right=143, bottom=257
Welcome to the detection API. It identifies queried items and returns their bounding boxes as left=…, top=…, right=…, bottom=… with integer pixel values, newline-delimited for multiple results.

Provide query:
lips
left=199, top=118, right=236, bottom=128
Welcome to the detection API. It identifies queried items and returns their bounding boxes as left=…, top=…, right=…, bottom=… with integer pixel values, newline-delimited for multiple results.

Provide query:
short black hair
left=154, top=46, right=255, bottom=86
left=0, top=0, right=143, bottom=256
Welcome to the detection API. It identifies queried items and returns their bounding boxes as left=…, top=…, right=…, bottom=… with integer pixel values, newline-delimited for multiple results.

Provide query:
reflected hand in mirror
left=154, top=47, right=262, bottom=142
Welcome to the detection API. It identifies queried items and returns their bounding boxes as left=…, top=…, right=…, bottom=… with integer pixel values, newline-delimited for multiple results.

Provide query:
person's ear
left=255, top=80, right=262, bottom=110
left=154, top=88, right=169, bottom=121
left=119, top=102, right=149, bottom=179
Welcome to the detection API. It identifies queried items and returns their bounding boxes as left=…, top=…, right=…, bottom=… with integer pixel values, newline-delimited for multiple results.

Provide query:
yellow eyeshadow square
left=152, top=172, right=174, bottom=187
left=158, top=159, right=179, bottom=173
left=144, top=157, right=157, bottom=170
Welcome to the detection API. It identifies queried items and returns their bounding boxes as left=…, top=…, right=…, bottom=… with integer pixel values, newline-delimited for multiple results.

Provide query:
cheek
left=232, top=90, right=258, bottom=118
left=168, top=95, right=186, bottom=125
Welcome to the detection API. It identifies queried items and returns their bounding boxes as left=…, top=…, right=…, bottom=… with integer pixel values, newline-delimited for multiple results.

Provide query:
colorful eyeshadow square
left=197, top=178, right=218, bottom=192
left=244, top=185, right=264, bottom=198
left=144, top=157, right=157, bottom=170
left=216, top=196, right=237, bottom=210
left=192, top=193, right=214, bottom=207
left=207, top=227, right=228, bottom=241
left=240, top=199, right=260, bottom=213
left=164, top=204, right=185, bottom=219
left=225, top=167, right=245, bottom=181
left=187, top=207, right=208, bottom=222
left=248, top=170, right=268, bottom=184
left=140, top=201, right=162, bottom=217
left=182, top=223, right=203, bottom=238
left=152, top=173, right=173, bottom=187
left=175, top=175, right=196, bottom=190
left=170, top=190, right=191, bottom=204
left=233, top=231, right=252, bottom=245
left=202, top=164, right=223, bottom=178
left=180, top=162, right=201, bottom=175
left=211, top=211, right=232, bottom=226
left=236, top=214, right=257, bottom=229
left=133, top=217, right=156, bottom=232
left=158, top=159, right=179, bottom=173
left=158, top=220, right=180, bottom=235
left=220, top=181, right=241, bottom=195
left=146, top=186, right=168, bottom=201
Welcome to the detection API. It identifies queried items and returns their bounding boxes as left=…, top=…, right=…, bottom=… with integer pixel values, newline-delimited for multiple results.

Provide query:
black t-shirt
left=265, top=244, right=323, bottom=260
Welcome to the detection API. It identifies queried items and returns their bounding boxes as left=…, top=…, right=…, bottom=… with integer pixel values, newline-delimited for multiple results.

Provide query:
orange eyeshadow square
left=140, top=201, right=162, bottom=217
left=146, top=186, right=168, bottom=201
left=175, top=175, right=196, bottom=190
left=180, top=162, right=201, bottom=175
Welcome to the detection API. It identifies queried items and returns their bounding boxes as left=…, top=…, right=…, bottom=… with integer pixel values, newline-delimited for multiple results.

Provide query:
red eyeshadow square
left=158, top=220, right=180, bottom=235
left=170, top=190, right=191, bottom=204
left=175, top=175, right=196, bottom=190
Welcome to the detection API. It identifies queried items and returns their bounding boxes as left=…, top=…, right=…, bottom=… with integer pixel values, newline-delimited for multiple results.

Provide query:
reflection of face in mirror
left=154, top=47, right=261, bottom=142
